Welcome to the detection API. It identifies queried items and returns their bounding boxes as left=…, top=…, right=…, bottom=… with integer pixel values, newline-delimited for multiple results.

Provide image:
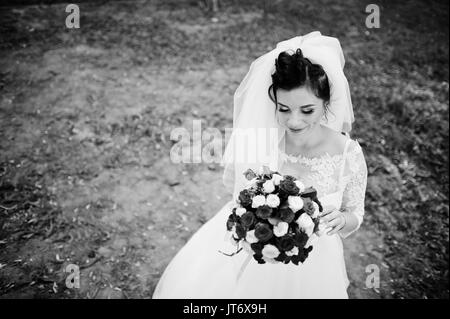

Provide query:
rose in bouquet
left=222, top=166, right=325, bottom=265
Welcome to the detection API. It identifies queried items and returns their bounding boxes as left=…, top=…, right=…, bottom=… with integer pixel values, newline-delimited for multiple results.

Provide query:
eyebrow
left=277, top=102, right=315, bottom=108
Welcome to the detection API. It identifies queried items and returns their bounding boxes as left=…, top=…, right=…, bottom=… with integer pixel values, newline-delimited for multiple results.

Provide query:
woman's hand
left=320, top=205, right=346, bottom=235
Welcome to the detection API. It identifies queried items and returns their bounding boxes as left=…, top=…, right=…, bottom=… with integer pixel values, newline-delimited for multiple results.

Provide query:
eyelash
left=278, top=108, right=314, bottom=114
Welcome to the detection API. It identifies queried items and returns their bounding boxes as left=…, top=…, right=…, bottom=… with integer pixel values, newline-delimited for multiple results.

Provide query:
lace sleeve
left=339, top=140, right=368, bottom=239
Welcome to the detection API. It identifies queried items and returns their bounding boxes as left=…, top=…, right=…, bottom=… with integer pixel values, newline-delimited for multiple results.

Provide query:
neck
left=284, top=124, right=324, bottom=152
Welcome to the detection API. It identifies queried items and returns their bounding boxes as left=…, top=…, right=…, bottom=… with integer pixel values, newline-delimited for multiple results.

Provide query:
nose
left=286, top=113, right=307, bottom=130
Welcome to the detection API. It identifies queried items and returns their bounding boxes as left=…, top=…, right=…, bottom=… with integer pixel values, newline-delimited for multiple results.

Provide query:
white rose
left=268, top=217, right=281, bottom=226
left=294, top=180, right=306, bottom=193
left=271, top=174, right=284, bottom=186
left=261, top=244, right=280, bottom=259
left=296, top=213, right=315, bottom=237
left=311, top=201, right=320, bottom=218
left=251, top=195, right=266, bottom=208
left=266, top=194, right=280, bottom=208
left=245, top=229, right=259, bottom=244
left=285, top=246, right=299, bottom=256
left=263, top=256, right=278, bottom=264
left=273, top=221, right=289, bottom=237
left=235, top=207, right=247, bottom=217
left=288, top=195, right=304, bottom=212
left=262, top=180, right=275, bottom=193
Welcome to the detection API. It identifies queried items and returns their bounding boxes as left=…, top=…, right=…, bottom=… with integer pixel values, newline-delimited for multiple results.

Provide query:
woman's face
left=275, top=86, right=326, bottom=138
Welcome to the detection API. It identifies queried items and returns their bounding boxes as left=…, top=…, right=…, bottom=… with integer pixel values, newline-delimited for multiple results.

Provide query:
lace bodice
left=278, top=139, right=368, bottom=238
left=223, top=138, right=368, bottom=238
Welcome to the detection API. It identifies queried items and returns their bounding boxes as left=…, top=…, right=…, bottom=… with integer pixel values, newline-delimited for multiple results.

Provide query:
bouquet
left=221, top=166, right=326, bottom=265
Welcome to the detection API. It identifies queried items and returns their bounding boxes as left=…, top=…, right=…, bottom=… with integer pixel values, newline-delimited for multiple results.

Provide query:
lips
left=289, top=127, right=305, bottom=133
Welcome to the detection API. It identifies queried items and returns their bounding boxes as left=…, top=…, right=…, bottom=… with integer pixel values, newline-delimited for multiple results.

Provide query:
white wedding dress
left=152, top=137, right=368, bottom=299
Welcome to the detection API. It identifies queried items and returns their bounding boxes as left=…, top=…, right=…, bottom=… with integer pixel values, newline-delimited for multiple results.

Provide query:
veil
left=221, top=31, right=354, bottom=200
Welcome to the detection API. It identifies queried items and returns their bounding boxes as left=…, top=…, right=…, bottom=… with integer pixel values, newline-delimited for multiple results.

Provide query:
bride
left=152, top=31, right=368, bottom=299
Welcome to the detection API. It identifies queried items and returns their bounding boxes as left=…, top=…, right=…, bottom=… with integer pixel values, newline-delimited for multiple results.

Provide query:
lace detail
left=278, top=139, right=368, bottom=238
left=339, top=142, right=368, bottom=238
left=279, top=141, right=363, bottom=197
left=279, top=143, right=362, bottom=165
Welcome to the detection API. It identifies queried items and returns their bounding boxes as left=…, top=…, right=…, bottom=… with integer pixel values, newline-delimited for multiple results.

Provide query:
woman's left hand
left=320, top=206, right=346, bottom=235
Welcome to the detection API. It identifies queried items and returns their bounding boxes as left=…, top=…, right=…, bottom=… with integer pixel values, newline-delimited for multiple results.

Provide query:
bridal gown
left=152, top=137, right=368, bottom=299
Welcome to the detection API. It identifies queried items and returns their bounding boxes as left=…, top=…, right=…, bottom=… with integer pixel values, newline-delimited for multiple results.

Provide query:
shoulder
left=320, top=126, right=364, bottom=157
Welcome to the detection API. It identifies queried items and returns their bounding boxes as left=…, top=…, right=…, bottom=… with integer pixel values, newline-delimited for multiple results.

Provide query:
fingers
left=326, top=215, right=345, bottom=235
left=320, top=205, right=337, bottom=216
left=320, top=209, right=339, bottom=222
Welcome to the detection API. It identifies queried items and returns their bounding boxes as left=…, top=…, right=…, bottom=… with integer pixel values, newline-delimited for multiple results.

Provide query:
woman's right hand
left=319, top=205, right=346, bottom=235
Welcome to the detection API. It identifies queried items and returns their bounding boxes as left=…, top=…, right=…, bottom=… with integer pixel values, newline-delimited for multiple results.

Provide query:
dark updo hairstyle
left=268, top=48, right=331, bottom=118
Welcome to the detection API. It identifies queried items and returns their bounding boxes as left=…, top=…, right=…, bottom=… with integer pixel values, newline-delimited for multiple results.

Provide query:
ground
left=0, top=0, right=448, bottom=299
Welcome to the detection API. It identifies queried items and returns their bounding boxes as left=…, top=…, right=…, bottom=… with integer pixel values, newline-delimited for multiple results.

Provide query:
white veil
left=221, top=31, right=354, bottom=199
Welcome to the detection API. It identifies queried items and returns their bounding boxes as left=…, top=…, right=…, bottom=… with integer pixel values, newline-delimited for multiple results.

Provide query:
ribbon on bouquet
left=236, top=252, right=253, bottom=282
left=219, top=231, right=254, bottom=282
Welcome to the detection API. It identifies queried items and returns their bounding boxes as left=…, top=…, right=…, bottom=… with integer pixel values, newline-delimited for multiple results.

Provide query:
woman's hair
left=268, top=48, right=331, bottom=115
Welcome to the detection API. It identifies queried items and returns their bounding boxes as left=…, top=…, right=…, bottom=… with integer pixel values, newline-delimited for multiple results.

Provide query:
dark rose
left=279, top=179, right=300, bottom=196
left=243, top=168, right=257, bottom=180
left=275, top=252, right=288, bottom=263
left=301, top=186, right=317, bottom=197
left=313, top=198, right=323, bottom=213
left=241, top=211, right=255, bottom=228
left=302, top=199, right=315, bottom=216
left=238, top=189, right=253, bottom=207
left=254, top=222, right=273, bottom=242
left=293, top=230, right=308, bottom=247
left=235, top=223, right=247, bottom=239
left=291, top=246, right=313, bottom=265
left=254, top=254, right=266, bottom=264
left=276, top=235, right=296, bottom=252
left=279, top=206, right=295, bottom=223
left=255, top=205, right=273, bottom=219
left=250, top=242, right=264, bottom=254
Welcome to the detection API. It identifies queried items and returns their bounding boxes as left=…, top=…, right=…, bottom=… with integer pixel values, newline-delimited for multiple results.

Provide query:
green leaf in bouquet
left=226, top=213, right=239, bottom=231
left=235, top=223, right=247, bottom=239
